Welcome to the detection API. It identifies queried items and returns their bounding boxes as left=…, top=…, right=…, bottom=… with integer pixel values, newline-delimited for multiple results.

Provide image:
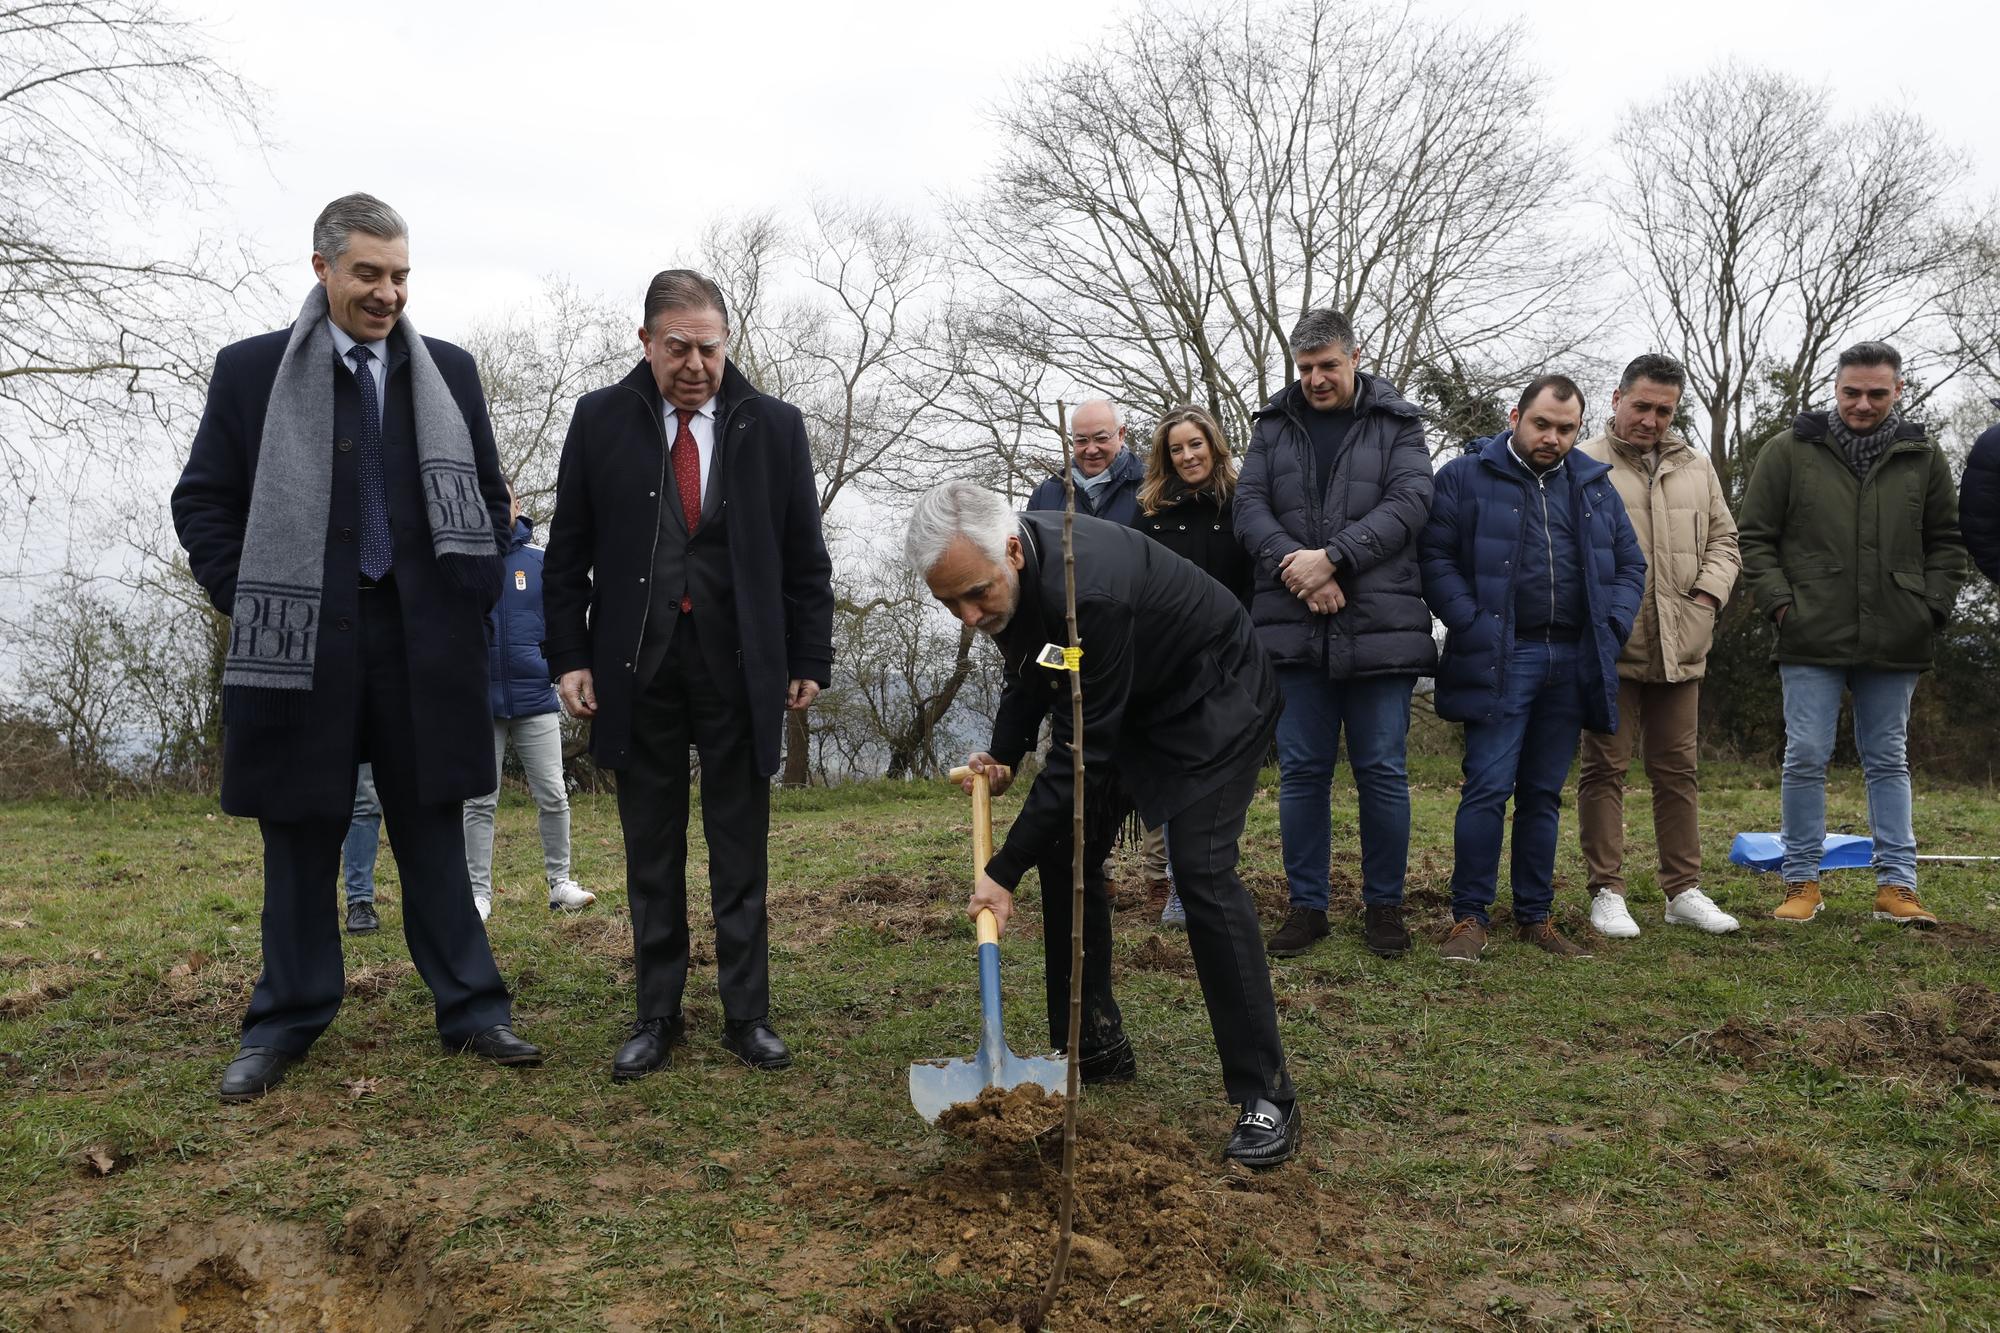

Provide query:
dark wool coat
left=1418, top=432, right=1647, bottom=733
left=1026, top=446, right=1144, bottom=527
left=172, top=326, right=510, bottom=822
left=540, top=359, right=834, bottom=775
left=1739, top=412, right=1967, bottom=671
left=1232, top=374, right=1438, bottom=678
left=1130, top=487, right=1254, bottom=606
left=1960, top=419, right=2000, bottom=586
left=490, top=517, right=560, bottom=719
left=983, top=513, right=1278, bottom=888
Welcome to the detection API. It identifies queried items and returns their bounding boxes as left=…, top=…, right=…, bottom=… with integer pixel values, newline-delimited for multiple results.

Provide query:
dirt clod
left=937, top=1085, right=1066, bottom=1149
left=1689, top=983, right=2000, bottom=1089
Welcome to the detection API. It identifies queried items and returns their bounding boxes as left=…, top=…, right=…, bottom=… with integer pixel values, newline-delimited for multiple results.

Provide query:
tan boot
left=1773, top=881, right=1823, bottom=922
left=1872, top=884, right=1938, bottom=928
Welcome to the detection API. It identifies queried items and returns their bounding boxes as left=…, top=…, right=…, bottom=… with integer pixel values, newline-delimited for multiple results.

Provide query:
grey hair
left=644, top=268, right=731, bottom=334
left=1288, top=308, right=1356, bottom=357
left=312, top=193, right=408, bottom=264
left=903, top=481, right=1017, bottom=574
left=1073, top=397, right=1124, bottom=428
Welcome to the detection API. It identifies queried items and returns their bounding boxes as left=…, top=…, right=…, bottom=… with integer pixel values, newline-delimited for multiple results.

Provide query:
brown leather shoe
left=1516, top=921, right=1591, bottom=959
left=1872, top=884, right=1937, bottom=928
left=1440, top=917, right=1489, bottom=964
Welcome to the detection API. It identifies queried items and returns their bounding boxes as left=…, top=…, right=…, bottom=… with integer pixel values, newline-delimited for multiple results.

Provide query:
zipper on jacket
left=1532, top=470, right=1556, bottom=629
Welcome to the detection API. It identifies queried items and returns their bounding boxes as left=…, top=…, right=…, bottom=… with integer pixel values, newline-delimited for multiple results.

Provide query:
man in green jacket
left=1737, top=341, right=1968, bottom=927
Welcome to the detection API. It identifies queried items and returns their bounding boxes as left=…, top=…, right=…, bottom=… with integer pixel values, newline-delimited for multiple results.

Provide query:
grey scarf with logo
left=1827, top=410, right=1903, bottom=481
left=224, top=285, right=498, bottom=719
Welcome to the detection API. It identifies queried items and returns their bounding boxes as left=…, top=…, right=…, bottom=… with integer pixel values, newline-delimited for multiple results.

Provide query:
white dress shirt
left=327, top=319, right=391, bottom=421
left=664, top=394, right=718, bottom=501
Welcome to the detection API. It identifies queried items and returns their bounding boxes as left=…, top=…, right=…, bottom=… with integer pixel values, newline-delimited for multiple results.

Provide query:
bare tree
left=941, top=0, right=1595, bottom=466
left=461, top=278, right=633, bottom=516
left=1609, top=63, right=1996, bottom=488
left=702, top=202, right=957, bottom=784
left=0, top=1, right=267, bottom=508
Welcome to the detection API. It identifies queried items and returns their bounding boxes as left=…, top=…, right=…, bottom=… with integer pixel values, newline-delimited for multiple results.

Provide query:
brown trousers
left=1577, top=678, right=1702, bottom=898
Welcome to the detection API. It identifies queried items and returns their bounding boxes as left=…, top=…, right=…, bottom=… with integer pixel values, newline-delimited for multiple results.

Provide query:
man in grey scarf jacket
left=173, top=194, right=541, bottom=1102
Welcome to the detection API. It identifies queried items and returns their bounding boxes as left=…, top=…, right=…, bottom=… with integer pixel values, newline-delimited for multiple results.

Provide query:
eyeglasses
left=1070, top=431, right=1117, bottom=447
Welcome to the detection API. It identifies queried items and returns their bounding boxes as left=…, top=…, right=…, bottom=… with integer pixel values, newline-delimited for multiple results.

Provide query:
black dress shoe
left=219, top=1047, right=294, bottom=1103
left=1363, top=903, right=1411, bottom=958
left=454, top=1024, right=543, bottom=1067
left=722, top=1020, right=792, bottom=1070
left=345, top=901, right=379, bottom=934
left=1059, top=1031, right=1137, bottom=1085
left=1223, top=1097, right=1302, bottom=1170
left=612, top=1014, right=685, bottom=1082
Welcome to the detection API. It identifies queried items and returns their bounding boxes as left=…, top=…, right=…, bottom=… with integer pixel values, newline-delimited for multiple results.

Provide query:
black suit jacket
left=171, top=323, right=509, bottom=821
left=983, top=512, right=1279, bottom=888
left=541, top=359, right=834, bottom=775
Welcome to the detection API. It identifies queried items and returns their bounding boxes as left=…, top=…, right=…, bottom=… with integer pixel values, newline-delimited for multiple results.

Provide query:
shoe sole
left=1441, top=953, right=1482, bottom=965
left=611, top=1064, right=664, bottom=1082
left=548, top=898, right=597, bottom=912
left=1593, top=925, right=1641, bottom=939
left=1665, top=917, right=1740, bottom=934
left=218, top=1085, right=278, bottom=1104
left=728, top=1054, right=794, bottom=1071
left=1773, top=907, right=1825, bottom=922
left=346, top=923, right=378, bottom=934
left=1871, top=911, right=1938, bottom=928
left=1266, top=938, right=1327, bottom=958
left=1366, top=944, right=1412, bottom=958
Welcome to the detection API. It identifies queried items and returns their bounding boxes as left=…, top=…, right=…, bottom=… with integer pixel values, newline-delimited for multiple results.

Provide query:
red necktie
left=673, top=409, right=701, bottom=611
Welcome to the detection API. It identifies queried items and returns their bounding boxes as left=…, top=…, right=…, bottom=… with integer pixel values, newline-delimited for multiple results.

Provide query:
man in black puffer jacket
left=1958, top=405, right=2000, bottom=585
left=1234, top=309, right=1437, bottom=960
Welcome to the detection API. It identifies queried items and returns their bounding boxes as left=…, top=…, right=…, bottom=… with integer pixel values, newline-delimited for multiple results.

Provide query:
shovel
left=908, top=764, right=1068, bottom=1124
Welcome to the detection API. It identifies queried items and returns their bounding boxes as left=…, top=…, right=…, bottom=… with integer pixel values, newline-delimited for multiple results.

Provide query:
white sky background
left=192, top=0, right=2000, bottom=344
left=8, top=0, right=2000, bottom=594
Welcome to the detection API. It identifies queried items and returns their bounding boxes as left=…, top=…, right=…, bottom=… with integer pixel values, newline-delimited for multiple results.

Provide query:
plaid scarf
left=1826, top=411, right=1903, bottom=481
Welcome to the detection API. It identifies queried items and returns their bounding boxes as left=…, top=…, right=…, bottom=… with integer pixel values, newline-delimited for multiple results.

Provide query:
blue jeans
left=1449, top=641, right=1585, bottom=926
left=340, top=763, right=381, bottom=906
left=1274, top=669, right=1416, bottom=909
left=1779, top=665, right=1919, bottom=888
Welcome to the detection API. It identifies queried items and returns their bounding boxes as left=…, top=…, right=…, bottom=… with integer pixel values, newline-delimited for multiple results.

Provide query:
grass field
left=2, top=757, right=1997, bottom=1331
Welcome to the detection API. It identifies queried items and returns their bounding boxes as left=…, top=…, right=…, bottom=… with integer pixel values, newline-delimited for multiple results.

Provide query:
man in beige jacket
left=1576, top=355, right=1742, bottom=937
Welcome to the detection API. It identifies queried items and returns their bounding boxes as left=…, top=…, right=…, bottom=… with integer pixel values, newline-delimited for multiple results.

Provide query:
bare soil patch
left=36, top=1209, right=458, bottom=1332
left=853, top=1107, right=1356, bottom=1331
left=1688, top=983, right=2000, bottom=1088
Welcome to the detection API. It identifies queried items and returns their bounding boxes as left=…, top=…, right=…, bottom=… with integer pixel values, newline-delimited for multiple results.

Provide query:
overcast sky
left=189, top=0, right=2000, bottom=342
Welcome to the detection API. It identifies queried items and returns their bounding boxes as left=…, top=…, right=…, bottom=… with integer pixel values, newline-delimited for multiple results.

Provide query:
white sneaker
left=474, top=896, right=492, bottom=923
left=1589, top=890, right=1642, bottom=939
left=548, top=878, right=596, bottom=912
left=1663, top=887, right=1740, bottom=934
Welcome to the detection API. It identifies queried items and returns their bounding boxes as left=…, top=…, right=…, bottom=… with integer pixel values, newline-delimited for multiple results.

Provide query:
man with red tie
left=542, top=269, right=834, bottom=1080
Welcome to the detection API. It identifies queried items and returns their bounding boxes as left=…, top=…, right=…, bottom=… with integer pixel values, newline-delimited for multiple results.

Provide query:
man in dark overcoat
left=907, top=481, right=1301, bottom=1169
left=541, top=270, right=834, bottom=1080
left=172, top=193, right=540, bottom=1102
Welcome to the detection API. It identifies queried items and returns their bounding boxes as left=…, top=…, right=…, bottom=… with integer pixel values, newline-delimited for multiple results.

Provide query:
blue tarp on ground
left=1728, top=832, right=1874, bottom=874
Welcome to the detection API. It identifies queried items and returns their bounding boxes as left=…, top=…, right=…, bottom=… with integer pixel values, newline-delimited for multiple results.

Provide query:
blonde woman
left=1130, top=405, right=1252, bottom=926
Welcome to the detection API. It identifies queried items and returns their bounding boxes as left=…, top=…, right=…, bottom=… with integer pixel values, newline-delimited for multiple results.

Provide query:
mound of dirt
left=857, top=1110, right=1353, bottom=1331
left=1691, top=983, right=2000, bottom=1088
left=37, top=1210, right=456, bottom=1332
left=937, top=1085, right=1067, bottom=1149
left=1123, top=934, right=1193, bottom=975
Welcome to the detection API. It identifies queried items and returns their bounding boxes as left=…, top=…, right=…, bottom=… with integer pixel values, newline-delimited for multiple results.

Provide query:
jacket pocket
left=1677, top=597, right=1716, bottom=667
left=1887, top=568, right=1938, bottom=640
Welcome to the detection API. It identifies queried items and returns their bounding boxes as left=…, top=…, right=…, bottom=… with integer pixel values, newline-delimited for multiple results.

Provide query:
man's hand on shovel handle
left=968, top=873, right=1014, bottom=935
left=959, top=752, right=1014, bottom=798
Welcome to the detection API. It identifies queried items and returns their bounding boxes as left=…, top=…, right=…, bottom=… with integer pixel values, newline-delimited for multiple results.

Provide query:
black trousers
left=1035, top=812, right=1123, bottom=1055
left=617, top=616, right=771, bottom=1024
left=242, top=586, right=513, bottom=1054
left=1035, top=755, right=1293, bottom=1106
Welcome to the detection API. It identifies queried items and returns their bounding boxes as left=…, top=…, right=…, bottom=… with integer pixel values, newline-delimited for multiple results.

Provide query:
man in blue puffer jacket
left=463, top=489, right=594, bottom=921
left=1419, top=375, right=1646, bottom=964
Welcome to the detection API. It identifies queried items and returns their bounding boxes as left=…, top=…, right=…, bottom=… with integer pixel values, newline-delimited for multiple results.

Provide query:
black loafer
left=1223, top=1097, right=1301, bottom=1170
left=219, top=1046, right=294, bottom=1103
left=612, top=1014, right=685, bottom=1082
left=345, top=901, right=379, bottom=934
left=454, top=1023, right=543, bottom=1067
left=722, top=1020, right=792, bottom=1071
left=1061, top=1031, right=1136, bottom=1085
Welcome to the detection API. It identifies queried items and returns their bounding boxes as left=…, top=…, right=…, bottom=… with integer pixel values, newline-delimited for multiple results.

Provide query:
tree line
left=4, top=0, right=1998, bottom=796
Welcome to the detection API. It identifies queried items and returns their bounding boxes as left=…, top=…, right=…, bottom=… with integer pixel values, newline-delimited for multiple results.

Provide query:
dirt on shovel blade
left=936, top=1084, right=1068, bottom=1149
